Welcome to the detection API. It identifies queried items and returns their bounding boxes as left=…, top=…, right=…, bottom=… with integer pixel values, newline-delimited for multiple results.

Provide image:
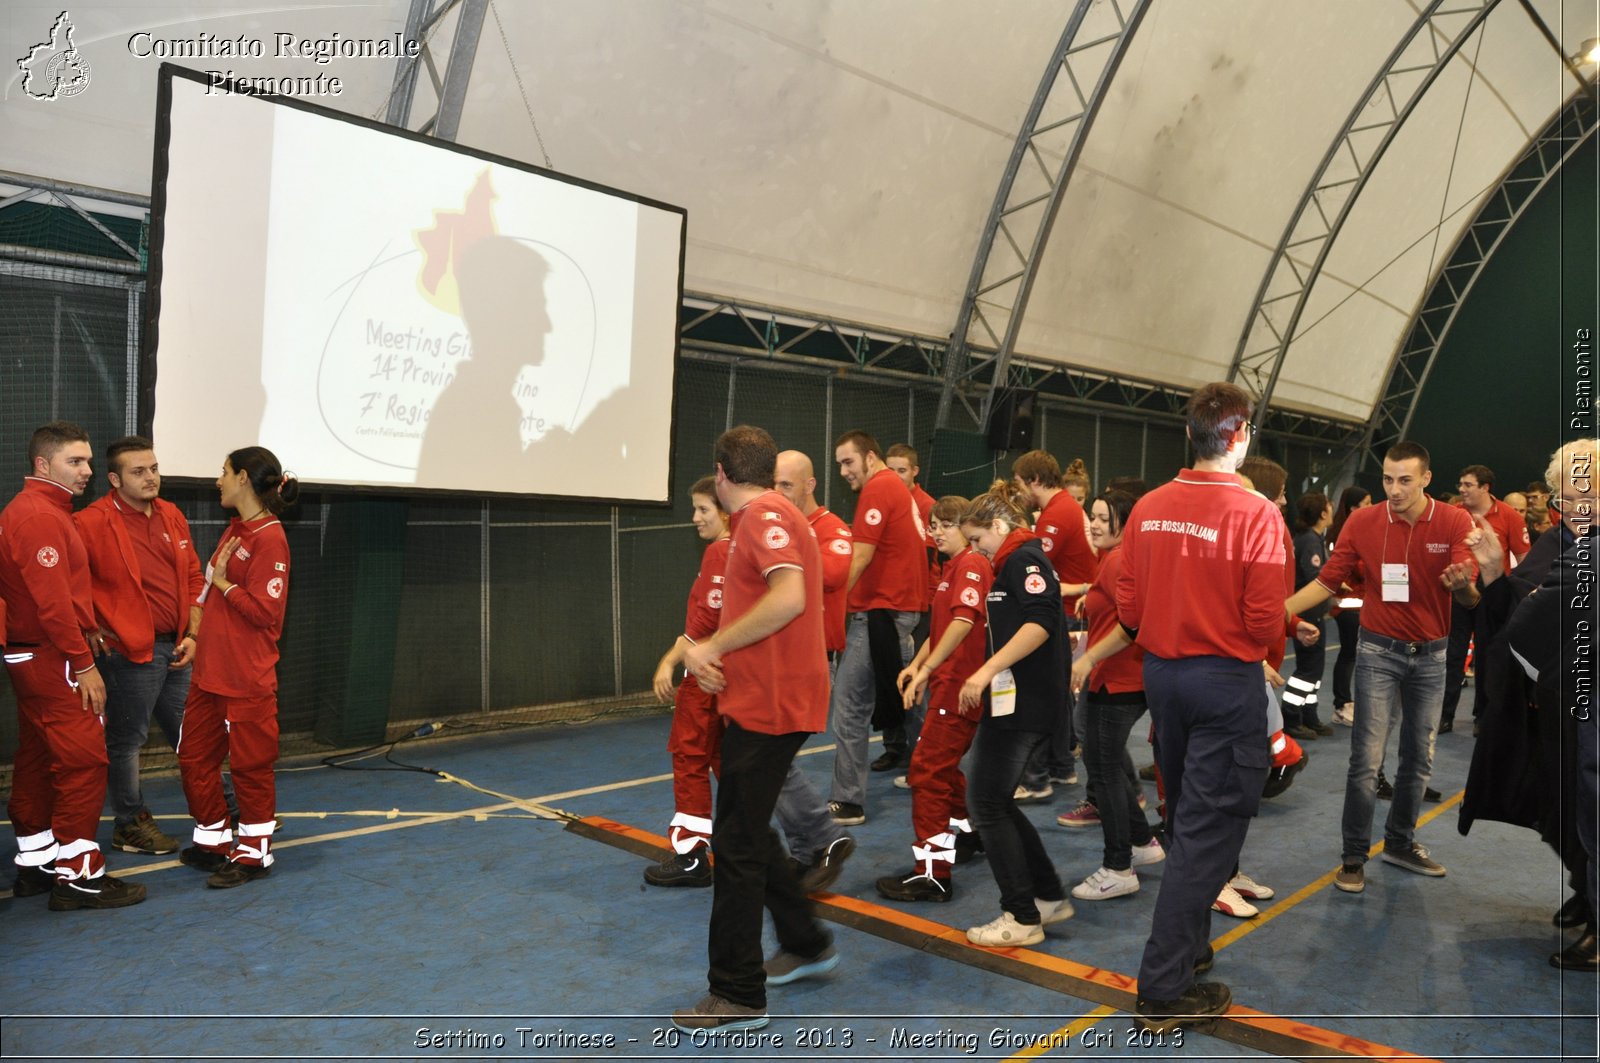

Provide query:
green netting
left=0, top=257, right=1238, bottom=769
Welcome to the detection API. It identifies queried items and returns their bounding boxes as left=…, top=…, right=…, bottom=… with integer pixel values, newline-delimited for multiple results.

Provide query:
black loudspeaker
left=986, top=388, right=1038, bottom=451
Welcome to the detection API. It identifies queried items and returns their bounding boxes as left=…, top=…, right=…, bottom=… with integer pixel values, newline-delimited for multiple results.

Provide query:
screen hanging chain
left=490, top=0, right=554, bottom=170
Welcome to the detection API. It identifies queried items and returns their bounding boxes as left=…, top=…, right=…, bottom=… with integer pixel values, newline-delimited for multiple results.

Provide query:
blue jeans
left=774, top=759, right=845, bottom=860
left=966, top=726, right=1064, bottom=924
left=829, top=610, right=918, bottom=807
left=101, top=641, right=190, bottom=825
left=1340, top=634, right=1446, bottom=865
left=1084, top=693, right=1151, bottom=870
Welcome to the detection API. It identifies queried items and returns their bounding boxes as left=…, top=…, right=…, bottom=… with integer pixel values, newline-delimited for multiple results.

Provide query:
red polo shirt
left=928, top=547, right=992, bottom=710
left=1084, top=544, right=1143, bottom=693
left=1036, top=489, right=1097, bottom=613
left=807, top=506, right=852, bottom=652
left=1316, top=498, right=1474, bottom=643
left=717, top=491, right=829, bottom=735
left=847, top=468, right=926, bottom=612
left=1116, top=469, right=1286, bottom=662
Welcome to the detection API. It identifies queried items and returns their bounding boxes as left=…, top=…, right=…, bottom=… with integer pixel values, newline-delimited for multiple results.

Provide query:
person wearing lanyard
left=1285, top=441, right=1477, bottom=895
left=955, top=480, right=1072, bottom=947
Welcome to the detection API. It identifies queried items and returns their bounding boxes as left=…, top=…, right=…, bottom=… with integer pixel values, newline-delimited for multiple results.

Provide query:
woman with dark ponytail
left=955, top=479, right=1073, bottom=946
left=177, top=447, right=297, bottom=889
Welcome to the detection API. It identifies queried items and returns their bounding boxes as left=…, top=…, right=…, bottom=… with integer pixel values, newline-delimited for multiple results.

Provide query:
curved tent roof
left=2, top=0, right=1594, bottom=424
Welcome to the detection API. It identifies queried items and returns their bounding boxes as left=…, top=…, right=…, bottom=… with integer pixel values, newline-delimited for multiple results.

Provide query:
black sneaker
left=1135, top=981, right=1232, bottom=1034
left=874, top=870, right=952, bottom=903
left=799, top=836, right=855, bottom=893
left=207, top=861, right=272, bottom=889
left=870, top=751, right=902, bottom=772
left=953, top=830, right=985, bottom=864
left=828, top=801, right=866, bottom=826
left=1194, top=944, right=1215, bottom=974
left=180, top=846, right=228, bottom=873
left=48, top=873, right=148, bottom=911
left=1375, top=772, right=1395, bottom=800
left=644, top=850, right=713, bottom=888
left=1262, top=750, right=1308, bottom=799
left=12, top=864, right=54, bottom=897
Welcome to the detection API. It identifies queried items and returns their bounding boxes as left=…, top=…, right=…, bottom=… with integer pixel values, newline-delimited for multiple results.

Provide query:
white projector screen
left=145, top=65, right=686, bottom=503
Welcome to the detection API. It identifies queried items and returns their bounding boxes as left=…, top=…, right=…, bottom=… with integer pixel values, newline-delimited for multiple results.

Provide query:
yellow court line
left=1006, top=787, right=1466, bottom=1058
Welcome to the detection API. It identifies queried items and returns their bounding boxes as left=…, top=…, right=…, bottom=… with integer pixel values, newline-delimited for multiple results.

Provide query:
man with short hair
left=880, top=443, right=937, bottom=767
left=672, top=425, right=835, bottom=1033
left=75, top=436, right=205, bottom=857
left=1286, top=441, right=1478, bottom=894
left=827, top=430, right=927, bottom=824
left=1439, top=464, right=1530, bottom=733
left=1116, top=383, right=1284, bottom=1031
left=1, top=422, right=144, bottom=910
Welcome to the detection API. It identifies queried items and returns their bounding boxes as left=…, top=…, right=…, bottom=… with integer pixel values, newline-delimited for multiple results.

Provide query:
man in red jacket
left=75, top=436, right=205, bottom=857
left=1116, top=384, right=1284, bottom=1031
left=1, top=422, right=143, bottom=910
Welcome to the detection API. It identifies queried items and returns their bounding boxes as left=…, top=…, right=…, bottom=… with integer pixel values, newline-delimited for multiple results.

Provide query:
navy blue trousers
left=1137, top=655, right=1270, bottom=1000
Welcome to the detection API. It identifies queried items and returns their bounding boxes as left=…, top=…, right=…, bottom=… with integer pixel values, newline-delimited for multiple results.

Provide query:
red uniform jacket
left=1036, top=489, right=1097, bottom=614
left=75, top=494, right=205, bottom=664
left=928, top=547, right=991, bottom=711
left=0, top=478, right=96, bottom=671
left=808, top=506, right=852, bottom=652
left=192, top=516, right=291, bottom=697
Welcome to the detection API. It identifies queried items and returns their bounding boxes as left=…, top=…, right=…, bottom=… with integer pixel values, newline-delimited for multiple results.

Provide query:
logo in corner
left=18, top=12, right=92, bottom=101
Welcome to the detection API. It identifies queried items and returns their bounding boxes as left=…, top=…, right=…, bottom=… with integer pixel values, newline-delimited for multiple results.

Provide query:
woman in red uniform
left=177, top=446, right=296, bottom=889
left=875, top=495, right=992, bottom=903
left=645, top=475, right=730, bottom=887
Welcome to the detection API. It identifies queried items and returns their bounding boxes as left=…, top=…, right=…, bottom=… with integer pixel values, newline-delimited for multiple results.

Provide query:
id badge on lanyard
left=990, top=667, right=1017, bottom=717
left=1381, top=563, right=1410, bottom=603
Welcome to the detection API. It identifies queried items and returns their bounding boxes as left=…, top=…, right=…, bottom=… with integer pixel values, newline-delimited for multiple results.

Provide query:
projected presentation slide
left=147, top=66, right=685, bottom=502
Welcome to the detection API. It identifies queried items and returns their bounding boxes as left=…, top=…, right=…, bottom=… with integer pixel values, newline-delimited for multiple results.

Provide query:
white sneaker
left=1035, top=895, right=1076, bottom=924
left=1013, top=784, right=1054, bottom=803
left=966, top=910, right=1044, bottom=947
left=1211, top=884, right=1259, bottom=918
left=1071, top=866, right=1139, bottom=901
left=1130, top=839, right=1166, bottom=867
left=892, top=775, right=910, bottom=790
left=1333, top=704, right=1355, bottom=726
left=1228, top=871, right=1274, bottom=900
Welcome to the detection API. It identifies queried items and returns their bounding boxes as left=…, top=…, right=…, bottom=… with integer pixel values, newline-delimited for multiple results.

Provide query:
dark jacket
left=982, top=533, right=1069, bottom=733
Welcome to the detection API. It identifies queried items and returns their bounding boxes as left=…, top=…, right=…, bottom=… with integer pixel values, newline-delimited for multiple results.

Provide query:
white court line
left=3, top=739, right=851, bottom=894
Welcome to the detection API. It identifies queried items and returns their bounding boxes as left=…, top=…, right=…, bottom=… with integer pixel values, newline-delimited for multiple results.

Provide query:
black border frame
left=141, top=63, right=686, bottom=508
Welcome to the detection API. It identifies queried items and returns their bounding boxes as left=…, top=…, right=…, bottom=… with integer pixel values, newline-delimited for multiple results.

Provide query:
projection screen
left=145, top=65, right=686, bottom=503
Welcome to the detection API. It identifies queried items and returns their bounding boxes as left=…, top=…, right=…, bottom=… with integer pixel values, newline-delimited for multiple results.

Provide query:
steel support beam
left=935, top=0, right=1152, bottom=436
left=1361, top=89, right=1599, bottom=468
left=383, top=0, right=488, bottom=140
left=1227, top=0, right=1502, bottom=419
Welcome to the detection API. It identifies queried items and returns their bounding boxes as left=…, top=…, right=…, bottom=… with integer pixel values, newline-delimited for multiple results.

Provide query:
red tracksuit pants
left=178, top=687, right=278, bottom=866
left=5, top=646, right=108, bottom=879
left=665, top=675, right=723, bottom=853
left=907, top=705, right=979, bottom=876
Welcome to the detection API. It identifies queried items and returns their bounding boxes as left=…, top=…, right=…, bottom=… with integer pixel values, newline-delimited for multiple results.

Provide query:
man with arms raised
left=672, top=426, right=835, bottom=1032
left=1286, top=442, right=1477, bottom=894
left=1, top=422, right=142, bottom=909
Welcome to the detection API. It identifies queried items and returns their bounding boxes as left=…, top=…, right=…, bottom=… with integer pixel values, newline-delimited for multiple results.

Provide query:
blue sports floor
left=3, top=650, right=1599, bottom=1062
